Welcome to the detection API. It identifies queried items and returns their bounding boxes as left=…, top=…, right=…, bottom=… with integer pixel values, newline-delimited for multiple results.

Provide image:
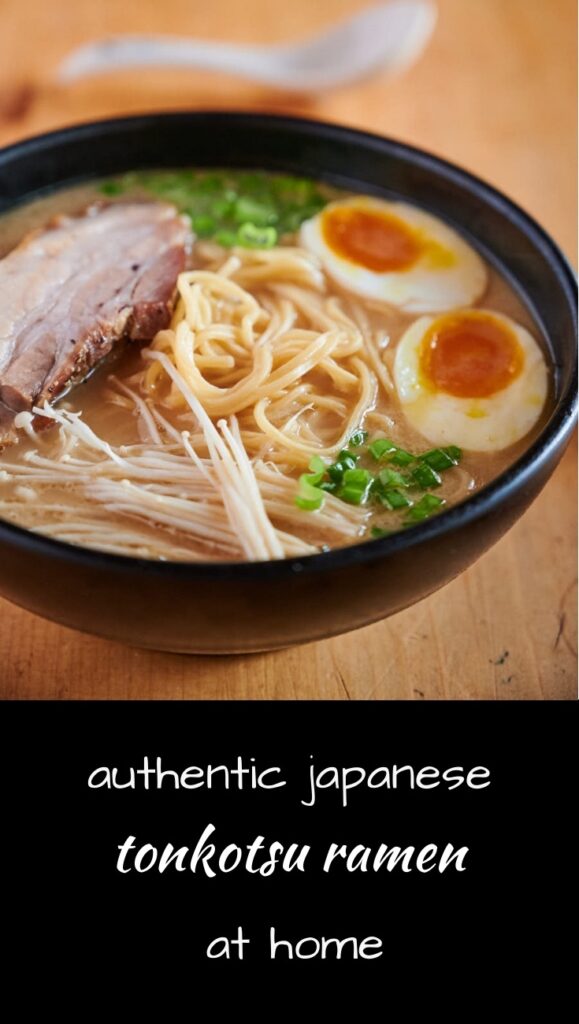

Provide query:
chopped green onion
left=390, top=447, right=415, bottom=467
left=368, top=438, right=415, bottom=466
left=341, top=468, right=371, bottom=487
left=295, top=491, right=324, bottom=511
left=411, top=463, right=442, bottom=489
left=404, top=494, right=445, bottom=523
left=327, top=450, right=357, bottom=483
left=280, top=201, right=325, bottom=233
left=348, top=429, right=368, bottom=448
left=214, top=229, right=239, bottom=247
left=191, top=214, right=217, bottom=237
left=233, top=196, right=277, bottom=226
left=237, top=172, right=268, bottom=193
left=378, top=467, right=409, bottom=489
left=444, top=445, right=462, bottom=463
left=272, top=175, right=318, bottom=202
left=236, top=223, right=277, bottom=248
left=338, top=448, right=358, bottom=464
left=210, top=196, right=234, bottom=219
left=100, top=180, right=125, bottom=196
left=338, top=468, right=373, bottom=505
left=421, top=446, right=462, bottom=471
left=196, top=173, right=227, bottom=193
left=368, top=438, right=397, bottom=460
left=380, top=488, right=413, bottom=510
left=339, top=487, right=368, bottom=505
left=295, top=455, right=327, bottom=511
left=101, top=169, right=329, bottom=247
left=327, top=463, right=345, bottom=484
left=294, top=429, right=462, bottom=523
left=296, top=430, right=461, bottom=525
left=295, top=476, right=324, bottom=511
left=308, top=455, right=327, bottom=477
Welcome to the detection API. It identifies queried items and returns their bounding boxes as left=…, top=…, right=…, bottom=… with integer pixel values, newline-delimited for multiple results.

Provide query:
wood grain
left=0, top=0, right=576, bottom=699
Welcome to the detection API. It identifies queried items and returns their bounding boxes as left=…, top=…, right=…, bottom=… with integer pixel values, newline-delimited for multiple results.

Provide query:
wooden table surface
left=0, top=0, right=576, bottom=700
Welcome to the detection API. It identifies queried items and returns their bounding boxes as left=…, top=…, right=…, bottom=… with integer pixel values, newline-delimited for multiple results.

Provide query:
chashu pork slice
left=0, top=201, right=191, bottom=442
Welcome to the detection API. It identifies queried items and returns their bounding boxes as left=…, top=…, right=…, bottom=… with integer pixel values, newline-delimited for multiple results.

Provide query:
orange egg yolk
left=322, top=205, right=422, bottom=272
left=420, top=312, right=524, bottom=398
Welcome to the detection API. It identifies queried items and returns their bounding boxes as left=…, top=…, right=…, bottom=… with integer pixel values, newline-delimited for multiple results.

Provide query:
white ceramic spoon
left=58, top=1, right=436, bottom=93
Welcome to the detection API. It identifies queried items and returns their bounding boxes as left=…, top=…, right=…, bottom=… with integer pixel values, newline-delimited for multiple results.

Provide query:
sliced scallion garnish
left=236, top=223, right=277, bottom=248
left=410, top=462, right=442, bottom=490
left=99, top=169, right=329, bottom=247
left=295, top=455, right=327, bottom=511
left=292, top=431, right=462, bottom=534
left=421, top=446, right=462, bottom=470
left=379, top=488, right=413, bottom=510
left=390, top=447, right=415, bottom=467
left=337, top=468, right=373, bottom=505
left=368, top=438, right=397, bottom=460
left=377, top=467, right=409, bottom=489
left=348, top=429, right=368, bottom=448
left=404, top=494, right=445, bottom=523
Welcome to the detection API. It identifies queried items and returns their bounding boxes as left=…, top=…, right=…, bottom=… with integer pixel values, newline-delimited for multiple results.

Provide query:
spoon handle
left=59, top=35, right=270, bottom=84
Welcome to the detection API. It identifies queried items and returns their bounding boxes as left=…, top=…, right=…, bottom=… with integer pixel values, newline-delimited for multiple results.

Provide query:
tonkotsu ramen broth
left=0, top=170, right=553, bottom=562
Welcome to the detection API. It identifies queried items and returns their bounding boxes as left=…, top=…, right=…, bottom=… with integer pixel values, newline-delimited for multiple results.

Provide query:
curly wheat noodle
left=253, top=358, right=376, bottom=459
left=144, top=249, right=378, bottom=469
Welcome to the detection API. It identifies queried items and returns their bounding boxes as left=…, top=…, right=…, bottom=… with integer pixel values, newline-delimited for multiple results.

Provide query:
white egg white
left=393, top=311, right=548, bottom=452
left=299, top=196, right=487, bottom=312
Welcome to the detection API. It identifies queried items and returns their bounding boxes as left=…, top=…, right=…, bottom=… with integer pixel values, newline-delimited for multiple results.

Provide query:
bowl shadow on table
left=0, top=562, right=450, bottom=698
left=0, top=604, right=365, bottom=701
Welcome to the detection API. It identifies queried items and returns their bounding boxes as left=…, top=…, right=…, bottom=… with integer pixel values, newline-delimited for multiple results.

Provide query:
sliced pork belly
left=0, top=201, right=190, bottom=441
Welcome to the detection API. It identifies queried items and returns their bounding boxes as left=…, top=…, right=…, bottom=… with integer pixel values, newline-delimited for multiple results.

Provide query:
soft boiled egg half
left=394, top=309, right=548, bottom=451
left=299, top=196, right=487, bottom=312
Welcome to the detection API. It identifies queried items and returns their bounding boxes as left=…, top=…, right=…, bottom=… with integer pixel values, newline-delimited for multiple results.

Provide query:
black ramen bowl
left=0, top=113, right=576, bottom=653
